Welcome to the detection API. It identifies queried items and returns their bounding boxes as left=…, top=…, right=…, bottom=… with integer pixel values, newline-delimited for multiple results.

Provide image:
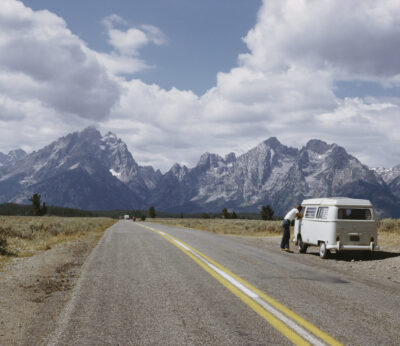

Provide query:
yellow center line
left=137, top=223, right=342, bottom=346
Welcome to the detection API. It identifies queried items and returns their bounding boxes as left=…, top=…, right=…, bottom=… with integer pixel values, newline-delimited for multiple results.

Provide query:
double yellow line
left=137, top=223, right=342, bottom=346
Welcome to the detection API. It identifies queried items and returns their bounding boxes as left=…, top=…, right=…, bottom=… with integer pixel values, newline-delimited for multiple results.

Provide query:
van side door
left=302, top=206, right=318, bottom=245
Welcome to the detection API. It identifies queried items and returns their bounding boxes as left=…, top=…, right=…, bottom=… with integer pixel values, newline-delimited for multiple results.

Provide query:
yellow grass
left=377, top=218, right=400, bottom=249
left=0, top=216, right=117, bottom=262
left=149, top=218, right=282, bottom=236
left=150, top=218, right=400, bottom=249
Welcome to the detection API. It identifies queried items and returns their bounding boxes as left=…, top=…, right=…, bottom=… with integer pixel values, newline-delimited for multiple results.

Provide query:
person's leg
left=283, top=222, right=290, bottom=249
left=280, top=220, right=289, bottom=249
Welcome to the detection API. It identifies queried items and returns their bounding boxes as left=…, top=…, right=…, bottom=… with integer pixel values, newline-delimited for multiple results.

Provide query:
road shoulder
left=0, top=234, right=102, bottom=345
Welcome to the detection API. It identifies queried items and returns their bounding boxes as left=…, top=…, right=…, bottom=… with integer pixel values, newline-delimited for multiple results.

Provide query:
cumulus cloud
left=241, top=0, right=400, bottom=83
left=0, top=0, right=120, bottom=121
left=104, top=0, right=400, bottom=170
left=97, top=14, right=167, bottom=75
left=1, top=0, right=399, bottom=171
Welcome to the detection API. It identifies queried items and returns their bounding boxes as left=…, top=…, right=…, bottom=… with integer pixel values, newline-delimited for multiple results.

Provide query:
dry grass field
left=0, top=216, right=117, bottom=264
left=150, top=218, right=400, bottom=250
left=149, top=218, right=283, bottom=236
left=377, top=218, right=400, bottom=249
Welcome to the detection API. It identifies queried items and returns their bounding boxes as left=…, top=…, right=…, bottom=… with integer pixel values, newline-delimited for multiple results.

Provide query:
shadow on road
left=306, top=250, right=400, bottom=262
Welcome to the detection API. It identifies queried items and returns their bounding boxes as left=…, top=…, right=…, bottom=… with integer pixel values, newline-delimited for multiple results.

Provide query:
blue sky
left=23, top=0, right=261, bottom=95
left=0, top=0, right=399, bottom=171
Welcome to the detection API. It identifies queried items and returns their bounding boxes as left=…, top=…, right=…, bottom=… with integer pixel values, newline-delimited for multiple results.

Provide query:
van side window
left=305, top=206, right=317, bottom=218
left=338, top=208, right=372, bottom=220
left=316, top=207, right=329, bottom=219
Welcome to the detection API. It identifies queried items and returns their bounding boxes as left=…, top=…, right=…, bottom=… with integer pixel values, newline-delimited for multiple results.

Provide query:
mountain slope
left=0, top=127, right=159, bottom=210
left=150, top=138, right=399, bottom=217
left=0, top=128, right=398, bottom=216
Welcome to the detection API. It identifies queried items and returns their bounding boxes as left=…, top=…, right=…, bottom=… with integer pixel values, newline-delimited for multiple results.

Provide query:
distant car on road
left=124, top=215, right=130, bottom=220
left=293, top=197, right=379, bottom=258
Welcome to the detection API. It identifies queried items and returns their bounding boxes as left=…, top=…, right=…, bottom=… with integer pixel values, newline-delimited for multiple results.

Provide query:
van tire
left=319, top=242, right=330, bottom=259
left=298, top=237, right=308, bottom=253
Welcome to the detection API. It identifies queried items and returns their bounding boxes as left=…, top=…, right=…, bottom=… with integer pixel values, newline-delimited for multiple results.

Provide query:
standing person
left=281, top=204, right=303, bottom=251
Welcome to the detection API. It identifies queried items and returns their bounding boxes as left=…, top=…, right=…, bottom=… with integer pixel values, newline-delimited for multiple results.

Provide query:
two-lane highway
left=47, top=221, right=400, bottom=345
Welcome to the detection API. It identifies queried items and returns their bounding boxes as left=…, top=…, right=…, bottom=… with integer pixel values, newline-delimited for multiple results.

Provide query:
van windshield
left=337, top=208, right=372, bottom=220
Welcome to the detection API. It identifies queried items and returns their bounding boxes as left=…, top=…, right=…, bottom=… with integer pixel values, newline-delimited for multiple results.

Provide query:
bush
left=141, top=215, right=146, bottom=221
left=261, top=205, right=275, bottom=220
left=148, top=206, right=156, bottom=218
left=0, top=235, right=8, bottom=255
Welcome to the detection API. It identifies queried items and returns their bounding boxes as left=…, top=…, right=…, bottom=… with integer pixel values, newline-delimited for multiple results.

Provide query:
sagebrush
left=0, top=216, right=116, bottom=258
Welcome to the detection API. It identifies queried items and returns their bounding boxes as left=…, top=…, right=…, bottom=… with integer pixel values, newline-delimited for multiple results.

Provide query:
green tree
left=148, top=206, right=156, bottom=218
left=261, top=205, right=274, bottom=220
left=231, top=211, right=237, bottom=219
left=29, top=193, right=47, bottom=216
left=201, top=213, right=210, bottom=219
left=222, top=208, right=230, bottom=219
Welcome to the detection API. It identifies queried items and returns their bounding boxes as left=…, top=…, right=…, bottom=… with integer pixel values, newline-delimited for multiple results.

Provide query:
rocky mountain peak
left=169, top=163, right=189, bottom=181
left=305, top=139, right=332, bottom=154
left=197, top=152, right=224, bottom=168
left=0, top=149, right=27, bottom=166
left=0, top=128, right=398, bottom=217
left=78, top=126, right=102, bottom=142
left=224, top=152, right=236, bottom=164
left=102, top=131, right=120, bottom=144
left=8, top=149, right=27, bottom=161
left=372, top=164, right=400, bottom=184
left=263, top=137, right=281, bottom=149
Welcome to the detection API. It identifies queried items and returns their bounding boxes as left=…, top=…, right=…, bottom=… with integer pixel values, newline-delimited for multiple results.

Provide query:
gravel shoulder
left=237, top=235, right=400, bottom=290
left=0, top=234, right=101, bottom=345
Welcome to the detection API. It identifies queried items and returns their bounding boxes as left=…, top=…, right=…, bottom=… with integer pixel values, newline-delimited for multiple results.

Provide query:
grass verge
left=0, top=216, right=117, bottom=266
left=150, top=218, right=400, bottom=249
left=148, top=218, right=282, bottom=236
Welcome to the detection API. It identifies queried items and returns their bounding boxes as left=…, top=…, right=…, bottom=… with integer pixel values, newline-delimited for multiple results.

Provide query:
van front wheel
left=319, top=242, right=330, bottom=259
left=298, top=237, right=308, bottom=254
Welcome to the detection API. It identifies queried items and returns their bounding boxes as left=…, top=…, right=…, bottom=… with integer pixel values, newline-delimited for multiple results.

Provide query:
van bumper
left=327, top=241, right=380, bottom=251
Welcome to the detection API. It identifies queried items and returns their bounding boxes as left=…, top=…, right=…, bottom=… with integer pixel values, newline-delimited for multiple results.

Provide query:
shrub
left=0, top=235, right=8, bottom=255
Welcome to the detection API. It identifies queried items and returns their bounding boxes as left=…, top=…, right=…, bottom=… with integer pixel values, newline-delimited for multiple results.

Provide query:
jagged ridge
left=0, top=128, right=399, bottom=216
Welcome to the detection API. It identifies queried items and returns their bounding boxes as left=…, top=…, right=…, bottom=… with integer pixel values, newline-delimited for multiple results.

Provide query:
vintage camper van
left=293, top=197, right=379, bottom=258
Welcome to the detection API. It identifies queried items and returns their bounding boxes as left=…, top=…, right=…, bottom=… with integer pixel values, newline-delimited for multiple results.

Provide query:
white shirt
left=284, top=208, right=299, bottom=221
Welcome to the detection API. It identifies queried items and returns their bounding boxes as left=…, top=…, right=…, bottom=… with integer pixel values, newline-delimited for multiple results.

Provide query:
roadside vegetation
left=150, top=217, right=400, bottom=249
left=377, top=218, right=400, bottom=249
left=0, top=216, right=117, bottom=265
left=148, top=218, right=283, bottom=236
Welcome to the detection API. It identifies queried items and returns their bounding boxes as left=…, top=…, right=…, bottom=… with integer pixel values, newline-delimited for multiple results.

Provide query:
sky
left=0, top=0, right=399, bottom=172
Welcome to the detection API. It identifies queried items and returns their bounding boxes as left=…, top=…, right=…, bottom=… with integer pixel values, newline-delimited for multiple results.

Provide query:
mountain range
left=0, top=127, right=399, bottom=217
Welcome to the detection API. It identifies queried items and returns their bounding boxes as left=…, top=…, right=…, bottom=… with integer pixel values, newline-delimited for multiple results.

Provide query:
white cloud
left=97, top=14, right=167, bottom=76
left=0, top=0, right=121, bottom=121
left=1, top=0, right=399, bottom=172
left=240, top=0, right=400, bottom=83
left=103, top=14, right=166, bottom=56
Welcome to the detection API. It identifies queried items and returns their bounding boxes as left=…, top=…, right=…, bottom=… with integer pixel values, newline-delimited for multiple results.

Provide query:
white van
left=293, top=197, right=379, bottom=258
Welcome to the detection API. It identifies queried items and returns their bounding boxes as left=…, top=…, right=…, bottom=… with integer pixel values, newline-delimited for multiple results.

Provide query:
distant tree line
left=29, top=193, right=47, bottom=216
left=260, top=205, right=275, bottom=220
left=221, top=208, right=238, bottom=219
left=0, top=200, right=279, bottom=220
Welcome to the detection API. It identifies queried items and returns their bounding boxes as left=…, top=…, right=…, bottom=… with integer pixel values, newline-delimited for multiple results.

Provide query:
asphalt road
left=47, top=221, right=400, bottom=345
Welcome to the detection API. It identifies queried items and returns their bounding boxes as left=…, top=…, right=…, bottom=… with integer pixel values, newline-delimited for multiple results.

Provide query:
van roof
left=301, top=197, right=373, bottom=207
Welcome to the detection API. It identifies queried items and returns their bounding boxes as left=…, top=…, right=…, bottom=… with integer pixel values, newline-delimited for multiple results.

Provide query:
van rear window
left=338, top=208, right=372, bottom=220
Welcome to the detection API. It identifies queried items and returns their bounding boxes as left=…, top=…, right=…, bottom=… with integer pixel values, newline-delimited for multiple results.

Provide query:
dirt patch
left=0, top=234, right=100, bottom=346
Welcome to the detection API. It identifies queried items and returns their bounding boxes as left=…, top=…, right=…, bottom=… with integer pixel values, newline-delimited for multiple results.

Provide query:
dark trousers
left=281, top=219, right=290, bottom=249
